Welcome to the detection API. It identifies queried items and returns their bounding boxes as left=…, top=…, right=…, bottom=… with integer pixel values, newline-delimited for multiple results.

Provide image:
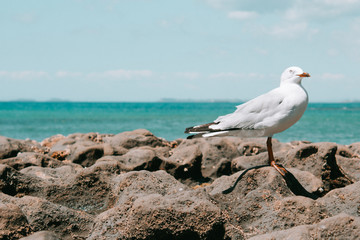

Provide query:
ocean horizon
left=0, top=101, right=359, bottom=145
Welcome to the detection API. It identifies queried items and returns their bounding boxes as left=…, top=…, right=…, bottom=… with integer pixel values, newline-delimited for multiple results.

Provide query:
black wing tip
left=184, top=127, right=193, bottom=134
left=184, top=122, right=216, bottom=134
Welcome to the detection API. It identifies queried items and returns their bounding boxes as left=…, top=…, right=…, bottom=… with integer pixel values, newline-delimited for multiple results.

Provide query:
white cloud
left=228, top=11, right=258, bottom=20
left=0, top=71, right=48, bottom=80
left=15, top=13, right=37, bottom=23
left=319, top=73, right=345, bottom=81
left=209, top=72, right=244, bottom=79
left=285, top=0, right=360, bottom=20
left=266, top=22, right=315, bottom=39
left=254, top=47, right=268, bottom=55
left=0, top=69, right=154, bottom=80
left=209, top=72, right=264, bottom=79
left=176, top=72, right=201, bottom=79
left=56, top=71, right=83, bottom=78
left=327, top=49, right=339, bottom=56
left=205, top=0, right=360, bottom=21
left=87, top=69, right=153, bottom=79
left=323, top=0, right=359, bottom=6
left=160, top=20, right=170, bottom=28
left=202, top=0, right=236, bottom=9
left=204, top=0, right=293, bottom=13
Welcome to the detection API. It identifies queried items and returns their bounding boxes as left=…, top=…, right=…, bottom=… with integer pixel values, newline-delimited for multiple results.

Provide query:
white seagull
left=185, top=66, right=310, bottom=176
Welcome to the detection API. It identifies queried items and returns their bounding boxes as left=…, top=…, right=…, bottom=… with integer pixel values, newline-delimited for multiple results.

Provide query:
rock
left=41, top=134, right=66, bottom=148
left=248, top=213, right=360, bottom=240
left=70, top=144, right=105, bottom=167
left=106, top=129, right=170, bottom=149
left=237, top=138, right=290, bottom=156
left=207, top=167, right=328, bottom=238
left=19, top=231, right=60, bottom=240
left=1, top=162, right=112, bottom=214
left=0, top=202, right=31, bottom=239
left=218, top=139, right=297, bottom=176
left=0, top=130, right=359, bottom=239
left=44, top=168, right=113, bottom=214
left=0, top=164, right=44, bottom=197
left=0, top=152, right=63, bottom=170
left=319, top=181, right=360, bottom=217
left=24, top=164, right=113, bottom=214
left=238, top=140, right=267, bottom=156
left=89, top=170, right=225, bottom=240
left=47, top=133, right=116, bottom=167
left=336, top=145, right=360, bottom=181
left=0, top=194, right=94, bottom=240
left=0, top=136, right=44, bottom=159
left=165, top=144, right=204, bottom=181
left=180, top=137, right=241, bottom=178
left=348, top=142, right=360, bottom=155
left=231, top=153, right=268, bottom=171
left=95, top=146, right=167, bottom=174
left=19, top=165, right=82, bottom=184
left=113, top=146, right=163, bottom=171
left=109, top=170, right=187, bottom=205
left=286, top=168, right=324, bottom=193
left=281, top=142, right=353, bottom=193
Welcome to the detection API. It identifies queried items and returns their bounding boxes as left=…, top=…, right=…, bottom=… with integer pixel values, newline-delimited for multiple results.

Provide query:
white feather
left=207, top=66, right=309, bottom=138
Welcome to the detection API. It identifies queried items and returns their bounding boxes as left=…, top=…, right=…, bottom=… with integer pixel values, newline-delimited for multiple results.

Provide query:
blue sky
left=1, top=0, right=360, bottom=102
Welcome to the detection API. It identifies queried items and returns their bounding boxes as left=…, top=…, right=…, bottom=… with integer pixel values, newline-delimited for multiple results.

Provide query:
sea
left=0, top=102, right=359, bottom=145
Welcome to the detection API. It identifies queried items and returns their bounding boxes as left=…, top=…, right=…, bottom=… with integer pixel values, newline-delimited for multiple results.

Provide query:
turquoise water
left=0, top=102, right=359, bottom=145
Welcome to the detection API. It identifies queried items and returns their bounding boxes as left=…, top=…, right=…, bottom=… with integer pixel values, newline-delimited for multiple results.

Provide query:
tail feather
left=187, top=130, right=231, bottom=139
left=184, top=122, right=217, bottom=133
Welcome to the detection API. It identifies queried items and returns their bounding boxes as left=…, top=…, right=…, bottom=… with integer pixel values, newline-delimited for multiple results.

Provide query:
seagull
left=185, top=66, right=310, bottom=178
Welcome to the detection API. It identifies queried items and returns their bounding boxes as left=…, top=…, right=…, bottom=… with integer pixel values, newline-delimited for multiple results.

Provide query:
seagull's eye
left=289, top=69, right=294, bottom=74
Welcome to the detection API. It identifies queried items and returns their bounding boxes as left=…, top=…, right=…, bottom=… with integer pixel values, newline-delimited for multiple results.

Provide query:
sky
left=1, top=0, right=360, bottom=102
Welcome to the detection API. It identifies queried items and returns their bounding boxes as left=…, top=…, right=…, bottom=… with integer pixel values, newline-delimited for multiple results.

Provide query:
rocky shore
left=1, top=129, right=359, bottom=239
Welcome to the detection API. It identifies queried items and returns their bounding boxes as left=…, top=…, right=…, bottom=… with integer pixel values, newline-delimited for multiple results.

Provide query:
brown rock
left=349, top=142, right=360, bottom=155
left=165, top=144, right=204, bottom=181
left=231, top=153, right=268, bottom=171
left=7, top=195, right=93, bottom=240
left=89, top=170, right=225, bottom=240
left=0, top=164, right=44, bottom=197
left=0, top=152, right=63, bottom=170
left=19, top=231, right=60, bottom=240
left=336, top=145, right=360, bottom=182
left=41, top=134, right=66, bottom=148
left=0, top=130, right=359, bottom=239
left=249, top=213, right=360, bottom=240
left=207, top=167, right=328, bottom=238
left=282, top=142, right=353, bottom=193
left=70, top=144, right=105, bottom=167
left=0, top=202, right=31, bottom=239
left=182, top=137, right=241, bottom=178
left=107, top=129, right=169, bottom=149
left=319, top=181, right=360, bottom=217
left=47, top=133, right=114, bottom=167
left=0, top=136, right=44, bottom=159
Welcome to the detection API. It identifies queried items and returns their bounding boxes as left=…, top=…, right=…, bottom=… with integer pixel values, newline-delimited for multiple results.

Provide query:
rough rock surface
left=0, top=129, right=359, bottom=239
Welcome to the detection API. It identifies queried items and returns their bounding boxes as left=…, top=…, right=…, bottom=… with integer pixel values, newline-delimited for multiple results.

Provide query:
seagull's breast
left=262, top=84, right=308, bottom=136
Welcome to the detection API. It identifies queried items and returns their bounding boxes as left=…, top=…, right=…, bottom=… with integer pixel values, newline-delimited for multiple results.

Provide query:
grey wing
left=211, top=89, right=291, bottom=131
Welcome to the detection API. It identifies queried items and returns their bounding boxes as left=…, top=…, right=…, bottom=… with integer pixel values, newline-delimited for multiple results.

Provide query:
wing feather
left=210, top=88, right=291, bottom=131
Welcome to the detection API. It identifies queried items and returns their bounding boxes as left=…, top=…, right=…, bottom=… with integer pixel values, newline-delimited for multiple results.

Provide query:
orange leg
left=223, top=137, right=318, bottom=199
left=223, top=136, right=318, bottom=199
left=267, top=137, right=288, bottom=176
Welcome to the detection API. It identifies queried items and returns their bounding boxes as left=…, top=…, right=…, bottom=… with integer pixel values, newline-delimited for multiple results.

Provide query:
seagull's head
left=281, top=66, right=310, bottom=85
